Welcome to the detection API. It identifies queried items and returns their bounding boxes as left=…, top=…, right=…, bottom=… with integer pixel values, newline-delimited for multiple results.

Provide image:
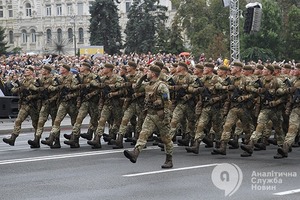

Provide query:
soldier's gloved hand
left=237, top=96, right=245, bottom=102
left=227, top=85, right=236, bottom=91
left=287, top=87, right=296, bottom=94
left=257, top=88, right=267, bottom=94
left=153, top=99, right=163, bottom=107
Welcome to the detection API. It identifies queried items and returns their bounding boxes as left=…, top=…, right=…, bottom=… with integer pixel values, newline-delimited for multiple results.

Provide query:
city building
left=0, top=0, right=175, bottom=55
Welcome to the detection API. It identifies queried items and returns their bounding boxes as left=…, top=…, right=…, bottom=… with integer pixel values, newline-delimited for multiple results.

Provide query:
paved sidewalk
left=0, top=116, right=90, bottom=135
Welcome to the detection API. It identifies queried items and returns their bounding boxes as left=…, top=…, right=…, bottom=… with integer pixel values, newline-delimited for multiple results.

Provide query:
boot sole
left=240, top=145, right=253, bottom=154
left=277, top=148, right=288, bottom=158
left=124, top=150, right=136, bottom=163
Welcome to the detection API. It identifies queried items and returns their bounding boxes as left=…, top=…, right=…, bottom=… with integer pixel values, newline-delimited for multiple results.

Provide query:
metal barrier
left=0, top=96, right=19, bottom=118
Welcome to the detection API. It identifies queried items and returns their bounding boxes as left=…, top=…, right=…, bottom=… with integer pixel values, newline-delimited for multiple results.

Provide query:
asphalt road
left=0, top=129, right=299, bottom=200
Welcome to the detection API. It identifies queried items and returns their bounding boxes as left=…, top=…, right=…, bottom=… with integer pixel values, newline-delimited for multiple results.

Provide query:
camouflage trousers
left=135, top=113, right=173, bottom=155
left=50, top=101, right=78, bottom=137
left=194, top=105, right=223, bottom=142
left=250, top=107, right=284, bottom=145
left=72, top=101, right=99, bottom=136
left=170, top=103, right=196, bottom=138
left=13, top=103, right=39, bottom=136
left=36, top=102, right=58, bottom=137
left=221, top=107, right=254, bottom=143
left=95, top=103, right=123, bottom=137
left=284, top=107, right=300, bottom=146
left=119, top=101, right=144, bottom=136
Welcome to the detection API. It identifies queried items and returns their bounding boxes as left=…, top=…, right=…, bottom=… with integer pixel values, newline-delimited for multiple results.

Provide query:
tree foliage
left=0, top=26, right=8, bottom=55
left=89, top=0, right=122, bottom=55
left=124, top=0, right=168, bottom=54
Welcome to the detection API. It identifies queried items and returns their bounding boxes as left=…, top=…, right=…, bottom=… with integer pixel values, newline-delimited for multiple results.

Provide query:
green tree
left=165, top=16, right=186, bottom=54
left=0, top=26, right=8, bottom=55
left=89, top=0, right=122, bottom=55
left=124, top=0, right=168, bottom=53
left=285, top=5, right=300, bottom=61
left=241, top=0, right=282, bottom=62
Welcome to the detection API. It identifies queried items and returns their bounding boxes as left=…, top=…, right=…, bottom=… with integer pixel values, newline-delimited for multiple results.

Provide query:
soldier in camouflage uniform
left=185, top=63, right=224, bottom=154
left=41, top=64, right=79, bottom=148
left=124, top=65, right=173, bottom=168
left=3, top=66, right=39, bottom=146
left=167, top=62, right=196, bottom=147
left=64, top=62, right=100, bottom=148
left=213, top=63, right=255, bottom=155
left=87, top=63, right=124, bottom=149
left=240, top=65, right=287, bottom=158
left=27, top=65, right=58, bottom=148
left=113, top=61, right=145, bottom=149
left=277, top=63, right=300, bottom=158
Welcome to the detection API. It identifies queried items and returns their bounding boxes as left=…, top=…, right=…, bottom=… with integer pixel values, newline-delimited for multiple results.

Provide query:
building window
left=26, top=3, right=32, bottom=17
left=68, top=28, right=73, bottom=42
left=125, top=2, right=131, bottom=13
left=22, top=30, right=27, bottom=43
left=56, top=4, right=62, bottom=16
left=67, top=4, right=72, bottom=15
left=77, top=3, right=83, bottom=15
left=46, top=5, right=51, bottom=16
left=78, top=28, right=84, bottom=43
left=46, top=29, right=52, bottom=43
left=8, top=5, right=13, bottom=17
left=31, top=29, right=36, bottom=43
left=57, top=28, right=62, bottom=43
left=9, top=31, right=14, bottom=44
left=0, top=6, right=3, bottom=18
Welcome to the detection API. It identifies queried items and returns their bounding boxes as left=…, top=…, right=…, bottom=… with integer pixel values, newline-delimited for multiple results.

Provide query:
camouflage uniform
left=41, top=73, right=79, bottom=148
left=3, top=72, right=39, bottom=146
left=87, top=72, right=124, bottom=149
left=64, top=71, right=100, bottom=148
left=277, top=68, right=300, bottom=158
left=28, top=74, right=59, bottom=148
left=241, top=70, right=287, bottom=157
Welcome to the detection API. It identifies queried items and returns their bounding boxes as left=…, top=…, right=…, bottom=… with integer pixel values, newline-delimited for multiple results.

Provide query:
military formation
left=2, top=60, right=300, bottom=168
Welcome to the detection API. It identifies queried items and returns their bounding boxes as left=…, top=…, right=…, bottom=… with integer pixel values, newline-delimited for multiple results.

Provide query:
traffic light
left=243, top=2, right=262, bottom=34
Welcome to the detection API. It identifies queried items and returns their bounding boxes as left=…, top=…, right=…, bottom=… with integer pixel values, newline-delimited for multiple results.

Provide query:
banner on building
left=79, top=46, right=104, bottom=55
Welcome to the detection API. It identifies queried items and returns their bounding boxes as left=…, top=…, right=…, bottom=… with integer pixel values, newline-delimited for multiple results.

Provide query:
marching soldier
left=27, top=65, right=59, bottom=148
left=64, top=62, right=100, bottom=148
left=123, top=65, right=173, bottom=168
left=3, top=66, right=39, bottom=146
left=41, top=64, right=79, bottom=148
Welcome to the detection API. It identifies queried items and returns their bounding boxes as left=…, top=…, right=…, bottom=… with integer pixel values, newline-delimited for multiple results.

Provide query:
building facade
left=0, top=0, right=175, bottom=55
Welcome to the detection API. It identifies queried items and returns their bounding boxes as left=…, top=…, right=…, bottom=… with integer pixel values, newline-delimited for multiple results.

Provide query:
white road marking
left=123, top=163, right=220, bottom=177
left=273, top=189, right=300, bottom=196
left=0, top=146, right=160, bottom=165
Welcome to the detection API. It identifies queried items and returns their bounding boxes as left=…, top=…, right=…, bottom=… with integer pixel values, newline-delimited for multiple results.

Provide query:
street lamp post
left=70, top=15, right=77, bottom=56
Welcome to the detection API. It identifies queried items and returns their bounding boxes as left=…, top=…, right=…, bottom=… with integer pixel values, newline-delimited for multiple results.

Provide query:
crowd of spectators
left=0, top=52, right=298, bottom=96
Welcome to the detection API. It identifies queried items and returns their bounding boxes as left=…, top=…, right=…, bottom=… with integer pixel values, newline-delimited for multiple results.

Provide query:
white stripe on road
left=273, top=189, right=300, bottom=196
left=123, top=163, right=220, bottom=177
left=0, top=146, right=160, bottom=165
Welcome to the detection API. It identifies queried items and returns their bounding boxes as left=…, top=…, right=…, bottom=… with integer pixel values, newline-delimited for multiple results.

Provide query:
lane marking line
left=0, top=146, right=160, bottom=165
left=273, top=189, right=300, bottom=196
left=123, top=163, right=220, bottom=177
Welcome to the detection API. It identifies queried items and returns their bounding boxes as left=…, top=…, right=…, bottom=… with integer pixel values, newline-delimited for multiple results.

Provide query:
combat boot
left=80, top=129, right=94, bottom=140
left=28, top=135, right=41, bottom=148
left=212, top=141, right=227, bottom=155
left=161, top=154, right=173, bottom=168
left=254, top=137, right=267, bottom=151
left=276, top=143, right=289, bottom=158
left=87, top=134, right=101, bottom=149
left=64, top=134, right=80, bottom=148
left=292, top=135, right=300, bottom=147
left=113, top=134, right=124, bottom=149
left=228, top=135, right=239, bottom=149
left=41, top=133, right=55, bottom=147
left=123, top=148, right=140, bottom=163
left=51, top=137, right=61, bottom=149
left=202, top=136, right=213, bottom=148
left=177, top=134, right=191, bottom=146
left=267, top=138, right=277, bottom=145
left=240, top=140, right=254, bottom=155
left=3, top=134, right=18, bottom=146
left=63, top=133, right=72, bottom=140
left=185, top=140, right=200, bottom=154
